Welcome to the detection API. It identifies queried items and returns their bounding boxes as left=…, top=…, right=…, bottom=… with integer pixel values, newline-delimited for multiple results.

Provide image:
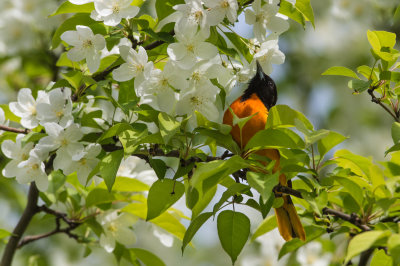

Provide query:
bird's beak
left=256, top=60, right=265, bottom=80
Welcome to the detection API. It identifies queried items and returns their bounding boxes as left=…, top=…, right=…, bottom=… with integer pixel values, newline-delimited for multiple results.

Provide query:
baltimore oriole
left=223, top=62, right=306, bottom=241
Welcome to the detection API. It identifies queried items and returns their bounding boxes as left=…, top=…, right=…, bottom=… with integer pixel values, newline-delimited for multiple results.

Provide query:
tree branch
left=323, top=207, right=371, bottom=231
left=1, top=183, right=39, bottom=266
left=274, top=184, right=304, bottom=199
left=368, top=83, right=400, bottom=122
left=0, top=125, right=30, bottom=134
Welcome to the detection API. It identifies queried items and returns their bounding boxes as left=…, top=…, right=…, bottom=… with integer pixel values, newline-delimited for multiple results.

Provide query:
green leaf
left=322, top=66, right=360, bottom=79
left=392, top=122, right=400, bottom=143
left=345, top=231, right=391, bottom=263
left=182, top=212, right=213, bottom=254
left=217, top=210, right=250, bottom=264
left=317, top=130, right=347, bottom=159
left=132, top=248, right=165, bottom=266
left=97, top=176, right=149, bottom=192
left=278, top=225, right=326, bottom=259
left=190, top=156, right=249, bottom=204
left=52, top=13, right=96, bottom=49
left=370, top=249, right=393, bottom=266
left=213, top=183, right=250, bottom=214
left=388, top=234, right=400, bottom=266
left=246, top=172, right=279, bottom=203
left=146, top=179, right=185, bottom=220
left=380, top=71, right=400, bottom=82
left=223, top=31, right=252, bottom=63
left=266, top=105, right=313, bottom=130
left=21, top=132, right=46, bottom=145
left=118, top=123, right=148, bottom=154
left=86, top=188, right=115, bottom=207
left=99, top=149, right=124, bottom=191
left=295, top=0, right=315, bottom=27
left=0, top=229, right=12, bottom=239
left=158, top=112, right=180, bottom=144
left=245, top=128, right=304, bottom=150
left=279, top=0, right=305, bottom=27
left=149, top=159, right=167, bottom=180
left=191, top=185, right=217, bottom=219
left=98, top=123, right=133, bottom=142
left=251, top=215, right=277, bottom=241
left=0, top=104, right=20, bottom=123
left=155, top=0, right=184, bottom=21
left=348, top=79, right=372, bottom=93
left=385, top=143, right=400, bottom=155
left=334, top=176, right=364, bottom=207
left=50, top=2, right=94, bottom=16
left=367, top=30, right=399, bottom=61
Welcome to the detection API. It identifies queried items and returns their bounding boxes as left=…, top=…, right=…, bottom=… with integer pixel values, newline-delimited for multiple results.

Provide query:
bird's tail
left=274, top=177, right=306, bottom=241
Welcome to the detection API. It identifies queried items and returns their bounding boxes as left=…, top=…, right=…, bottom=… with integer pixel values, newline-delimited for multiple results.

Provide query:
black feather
left=241, top=61, right=278, bottom=110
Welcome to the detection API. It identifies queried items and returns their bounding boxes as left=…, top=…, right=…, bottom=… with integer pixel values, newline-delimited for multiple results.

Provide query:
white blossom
left=36, top=88, right=73, bottom=128
left=9, top=88, right=48, bottom=129
left=61, top=25, right=106, bottom=73
left=173, top=0, right=210, bottom=36
left=245, top=0, right=289, bottom=41
left=203, top=0, right=238, bottom=25
left=297, top=241, right=331, bottom=266
left=176, top=72, right=220, bottom=127
left=138, top=61, right=187, bottom=113
left=2, top=134, right=34, bottom=179
left=37, top=123, right=84, bottom=159
left=69, top=0, right=93, bottom=4
left=117, top=156, right=157, bottom=186
left=91, top=0, right=139, bottom=27
left=97, top=211, right=137, bottom=252
left=167, top=28, right=218, bottom=69
left=112, top=46, right=153, bottom=91
left=153, top=227, right=174, bottom=247
left=17, top=149, right=48, bottom=191
left=54, top=143, right=101, bottom=185
left=253, top=38, right=285, bottom=74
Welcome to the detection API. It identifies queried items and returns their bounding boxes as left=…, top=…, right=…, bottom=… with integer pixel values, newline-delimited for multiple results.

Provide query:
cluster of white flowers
left=0, top=0, right=59, bottom=55
left=2, top=87, right=101, bottom=190
left=63, top=0, right=288, bottom=126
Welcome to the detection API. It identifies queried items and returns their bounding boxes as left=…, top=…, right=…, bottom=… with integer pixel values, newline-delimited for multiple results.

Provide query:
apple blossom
left=1, top=134, right=34, bottom=179
left=97, top=210, right=137, bottom=253
left=54, top=143, right=101, bottom=185
left=253, top=38, right=285, bottom=74
left=112, top=45, right=153, bottom=91
left=167, top=28, right=218, bottom=69
left=203, top=0, right=238, bottom=25
left=36, top=123, right=84, bottom=159
left=9, top=88, right=48, bottom=129
left=245, top=0, right=289, bottom=40
left=36, top=88, right=73, bottom=128
left=17, top=149, right=48, bottom=191
left=176, top=81, right=220, bottom=127
left=138, top=61, right=187, bottom=113
left=91, top=0, right=139, bottom=27
left=173, top=0, right=209, bottom=36
left=117, top=156, right=157, bottom=186
left=60, top=25, right=106, bottom=73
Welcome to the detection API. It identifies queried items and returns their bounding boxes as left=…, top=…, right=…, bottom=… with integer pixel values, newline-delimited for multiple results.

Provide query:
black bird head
left=241, top=61, right=278, bottom=110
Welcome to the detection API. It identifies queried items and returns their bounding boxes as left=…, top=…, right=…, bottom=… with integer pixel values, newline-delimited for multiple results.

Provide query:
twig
left=0, top=183, right=39, bottom=266
left=368, top=83, right=400, bottom=122
left=323, top=207, right=371, bottom=231
left=0, top=125, right=30, bottom=134
left=274, top=184, right=303, bottom=199
left=17, top=214, right=80, bottom=248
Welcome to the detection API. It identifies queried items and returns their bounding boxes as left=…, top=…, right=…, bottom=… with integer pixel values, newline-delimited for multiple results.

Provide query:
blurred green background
left=0, top=0, right=399, bottom=265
